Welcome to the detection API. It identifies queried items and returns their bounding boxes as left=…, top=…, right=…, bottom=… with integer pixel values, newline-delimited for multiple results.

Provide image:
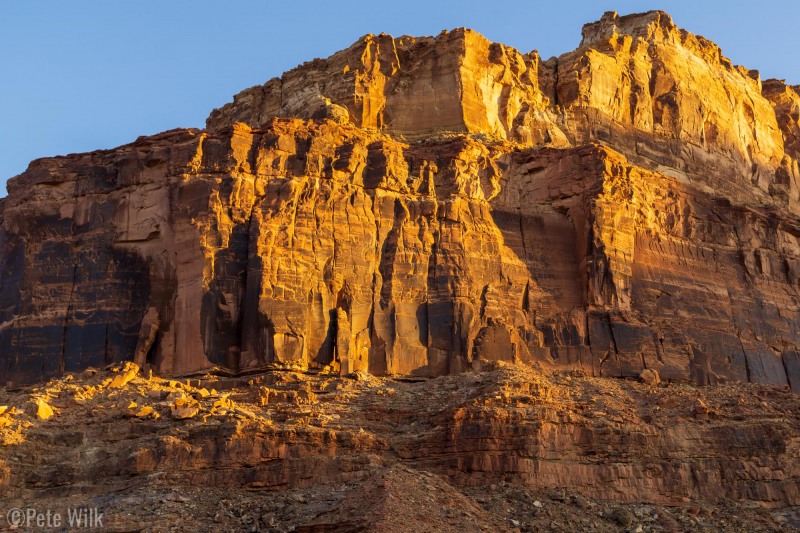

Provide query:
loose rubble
left=1, top=362, right=798, bottom=531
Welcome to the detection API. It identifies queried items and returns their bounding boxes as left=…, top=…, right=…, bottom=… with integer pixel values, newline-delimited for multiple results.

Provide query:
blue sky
left=1, top=1, right=798, bottom=195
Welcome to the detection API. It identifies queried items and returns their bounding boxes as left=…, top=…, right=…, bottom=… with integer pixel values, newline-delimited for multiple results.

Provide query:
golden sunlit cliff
left=4, top=12, right=800, bottom=390
left=2, top=10, right=800, bottom=531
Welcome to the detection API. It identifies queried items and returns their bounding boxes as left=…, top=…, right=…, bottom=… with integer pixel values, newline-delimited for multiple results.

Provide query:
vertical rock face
left=556, top=11, right=798, bottom=210
left=3, top=10, right=800, bottom=388
left=206, top=28, right=556, bottom=142
left=207, top=11, right=800, bottom=212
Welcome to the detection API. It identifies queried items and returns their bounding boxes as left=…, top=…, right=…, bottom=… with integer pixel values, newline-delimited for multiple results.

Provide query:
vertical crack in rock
left=59, top=264, right=78, bottom=375
left=103, top=321, right=110, bottom=366
left=741, top=340, right=752, bottom=383
left=517, top=208, right=528, bottom=263
left=551, top=55, right=560, bottom=108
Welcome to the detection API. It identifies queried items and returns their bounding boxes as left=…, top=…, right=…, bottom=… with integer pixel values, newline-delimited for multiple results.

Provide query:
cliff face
left=3, top=11, right=800, bottom=389
left=207, top=11, right=799, bottom=210
left=205, top=28, right=554, bottom=141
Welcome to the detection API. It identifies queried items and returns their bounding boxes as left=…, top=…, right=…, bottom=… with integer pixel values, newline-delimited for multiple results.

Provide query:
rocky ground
left=1, top=362, right=799, bottom=531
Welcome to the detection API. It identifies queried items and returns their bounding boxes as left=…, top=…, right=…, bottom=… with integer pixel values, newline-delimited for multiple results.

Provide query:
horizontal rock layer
left=2, top=366, right=799, bottom=523
left=2, top=10, right=800, bottom=388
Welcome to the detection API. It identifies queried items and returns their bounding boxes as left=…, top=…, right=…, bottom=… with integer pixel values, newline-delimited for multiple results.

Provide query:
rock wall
left=205, top=29, right=554, bottom=141
left=207, top=11, right=800, bottom=213
left=3, top=10, right=800, bottom=388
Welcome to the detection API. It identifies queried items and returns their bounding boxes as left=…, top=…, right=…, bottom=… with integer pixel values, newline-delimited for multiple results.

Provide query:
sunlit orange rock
left=109, top=363, right=140, bottom=388
left=1, top=10, right=800, bottom=393
left=170, top=397, right=200, bottom=420
left=34, top=398, right=54, bottom=420
left=134, top=406, right=158, bottom=419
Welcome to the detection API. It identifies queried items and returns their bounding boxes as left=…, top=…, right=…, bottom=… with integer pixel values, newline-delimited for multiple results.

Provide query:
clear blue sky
left=1, top=1, right=798, bottom=195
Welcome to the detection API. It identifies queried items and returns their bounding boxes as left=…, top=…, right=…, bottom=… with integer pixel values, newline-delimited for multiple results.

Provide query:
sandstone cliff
left=3, top=10, right=800, bottom=390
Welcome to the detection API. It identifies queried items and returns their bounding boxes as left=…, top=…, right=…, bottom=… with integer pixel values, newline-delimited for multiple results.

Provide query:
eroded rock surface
left=2, top=11, right=800, bottom=392
left=0, top=364, right=798, bottom=531
left=208, top=11, right=800, bottom=212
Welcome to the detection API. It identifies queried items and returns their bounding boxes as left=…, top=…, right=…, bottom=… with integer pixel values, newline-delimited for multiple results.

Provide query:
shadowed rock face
left=3, top=10, right=800, bottom=387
